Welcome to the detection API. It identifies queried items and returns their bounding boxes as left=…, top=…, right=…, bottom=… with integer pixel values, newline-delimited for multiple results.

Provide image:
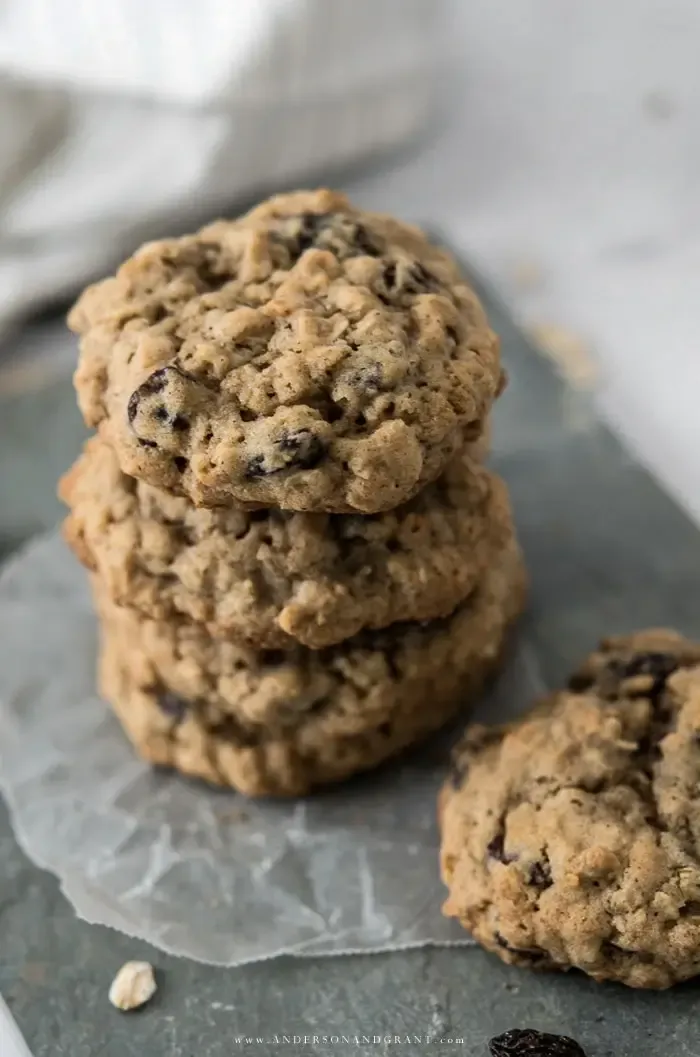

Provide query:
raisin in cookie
left=70, top=189, right=502, bottom=514
left=95, top=534, right=526, bottom=797
left=61, top=436, right=511, bottom=650
left=440, top=630, right=700, bottom=989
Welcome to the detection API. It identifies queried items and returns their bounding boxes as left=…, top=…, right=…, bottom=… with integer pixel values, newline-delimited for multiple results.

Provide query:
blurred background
left=1, top=0, right=699, bottom=560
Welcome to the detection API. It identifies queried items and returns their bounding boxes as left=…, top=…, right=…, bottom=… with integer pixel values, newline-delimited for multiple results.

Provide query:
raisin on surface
left=245, top=454, right=268, bottom=479
left=347, top=363, right=384, bottom=393
left=489, top=1028, right=587, bottom=1057
left=244, top=429, right=327, bottom=479
left=272, top=212, right=380, bottom=264
left=486, top=828, right=517, bottom=865
left=127, top=364, right=196, bottom=433
left=278, top=429, right=326, bottom=467
left=567, top=672, right=594, bottom=693
left=569, top=649, right=679, bottom=700
left=292, top=212, right=330, bottom=257
left=610, top=650, right=679, bottom=697
left=527, top=858, right=553, bottom=889
left=447, top=752, right=469, bottom=789
left=127, top=368, right=170, bottom=423
left=156, top=690, right=189, bottom=724
left=378, top=259, right=438, bottom=305
left=493, top=935, right=551, bottom=966
left=259, top=650, right=286, bottom=667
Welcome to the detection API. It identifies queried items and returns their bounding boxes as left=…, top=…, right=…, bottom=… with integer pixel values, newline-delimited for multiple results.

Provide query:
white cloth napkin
left=0, top=0, right=445, bottom=339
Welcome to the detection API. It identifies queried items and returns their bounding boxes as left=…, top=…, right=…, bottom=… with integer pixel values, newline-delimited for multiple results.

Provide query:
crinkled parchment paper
left=0, top=534, right=542, bottom=966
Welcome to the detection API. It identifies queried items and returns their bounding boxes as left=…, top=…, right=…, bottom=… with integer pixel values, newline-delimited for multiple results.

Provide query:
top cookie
left=440, top=630, right=700, bottom=989
left=70, top=189, right=501, bottom=513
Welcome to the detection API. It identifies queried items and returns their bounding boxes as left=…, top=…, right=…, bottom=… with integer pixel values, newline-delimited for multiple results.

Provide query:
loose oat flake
left=108, top=961, right=157, bottom=1012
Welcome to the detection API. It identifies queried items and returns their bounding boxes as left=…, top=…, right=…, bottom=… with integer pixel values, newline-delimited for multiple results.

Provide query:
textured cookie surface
left=70, top=189, right=501, bottom=513
left=440, top=630, right=700, bottom=989
left=61, top=436, right=511, bottom=650
left=96, top=535, right=526, bottom=796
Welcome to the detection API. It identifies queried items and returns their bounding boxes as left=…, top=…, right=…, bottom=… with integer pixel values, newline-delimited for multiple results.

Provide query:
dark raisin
left=612, top=651, right=679, bottom=696
left=352, top=223, right=381, bottom=258
left=410, top=261, right=436, bottom=290
left=384, top=649, right=401, bottom=680
left=273, top=211, right=380, bottom=264
left=209, top=714, right=256, bottom=747
left=567, top=672, right=594, bottom=692
left=489, top=1028, right=587, bottom=1057
left=295, top=212, right=329, bottom=255
left=527, top=858, right=553, bottom=890
left=277, top=429, right=327, bottom=470
left=156, top=690, right=188, bottom=724
left=127, top=368, right=169, bottom=423
left=245, top=430, right=327, bottom=479
left=377, top=258, right=437, bottom=305
left=260, top=650, right=286, bottom=666
left=149, top=303, right=168, bottom=323
left=172, top=414, right=189, bottom=431
left=448, top=752, right=469, bottom=789
left=194, top=256, right=229, bottom=291
left=601, top=940, right=655, bottom=964
left=487, top=832, right=506, bottom=861
left=325, top=401, right=344, bottom=424
left=154, top=405, right=169, bottom=421
left=245, top=427, right=327, bottom=481
left=487, top=829, right=517, bottom=865
left=351, top=363, right=384, bottom=392
left=245, top=454, right=267, bottom=479
left=138, top=438, right=157, bottom=448
left=493, top=935, right=551, bottom=965
left=306, top=695, right=331, bottom=716
left=173, top=456, right=188, bottom=473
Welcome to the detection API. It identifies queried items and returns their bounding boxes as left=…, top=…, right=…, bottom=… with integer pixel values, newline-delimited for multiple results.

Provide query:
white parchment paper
left=0, top=534, right=542, bottom=966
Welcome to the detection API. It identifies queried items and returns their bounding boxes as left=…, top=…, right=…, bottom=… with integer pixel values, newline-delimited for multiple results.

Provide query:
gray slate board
left=2, top=272, right=700, bottom=1057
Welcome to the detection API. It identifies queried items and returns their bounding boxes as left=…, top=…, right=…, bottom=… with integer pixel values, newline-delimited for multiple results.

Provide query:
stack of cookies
left=59, top=190, right=526, bottom=796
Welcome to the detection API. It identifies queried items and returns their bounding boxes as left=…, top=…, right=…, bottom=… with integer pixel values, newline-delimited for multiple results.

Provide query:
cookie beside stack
left=60, top=189, right=526, bottom=796
left=439, top=631, right=700, bottom=989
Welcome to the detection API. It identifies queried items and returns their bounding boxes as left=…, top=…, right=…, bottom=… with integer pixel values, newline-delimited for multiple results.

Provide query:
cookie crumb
left=109, top=961, right=157, bottom=1011
left=528, top=323, right=598, bottom=390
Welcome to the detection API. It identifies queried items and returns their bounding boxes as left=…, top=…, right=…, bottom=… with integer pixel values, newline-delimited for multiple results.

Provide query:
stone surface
left=3, top=256, right=700, bottom=1055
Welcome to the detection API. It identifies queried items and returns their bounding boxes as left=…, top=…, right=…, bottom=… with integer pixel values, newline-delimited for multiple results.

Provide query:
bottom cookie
left=440, top=630, right=700, bottom=989
left=97, top=535, right=526, bottom=797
